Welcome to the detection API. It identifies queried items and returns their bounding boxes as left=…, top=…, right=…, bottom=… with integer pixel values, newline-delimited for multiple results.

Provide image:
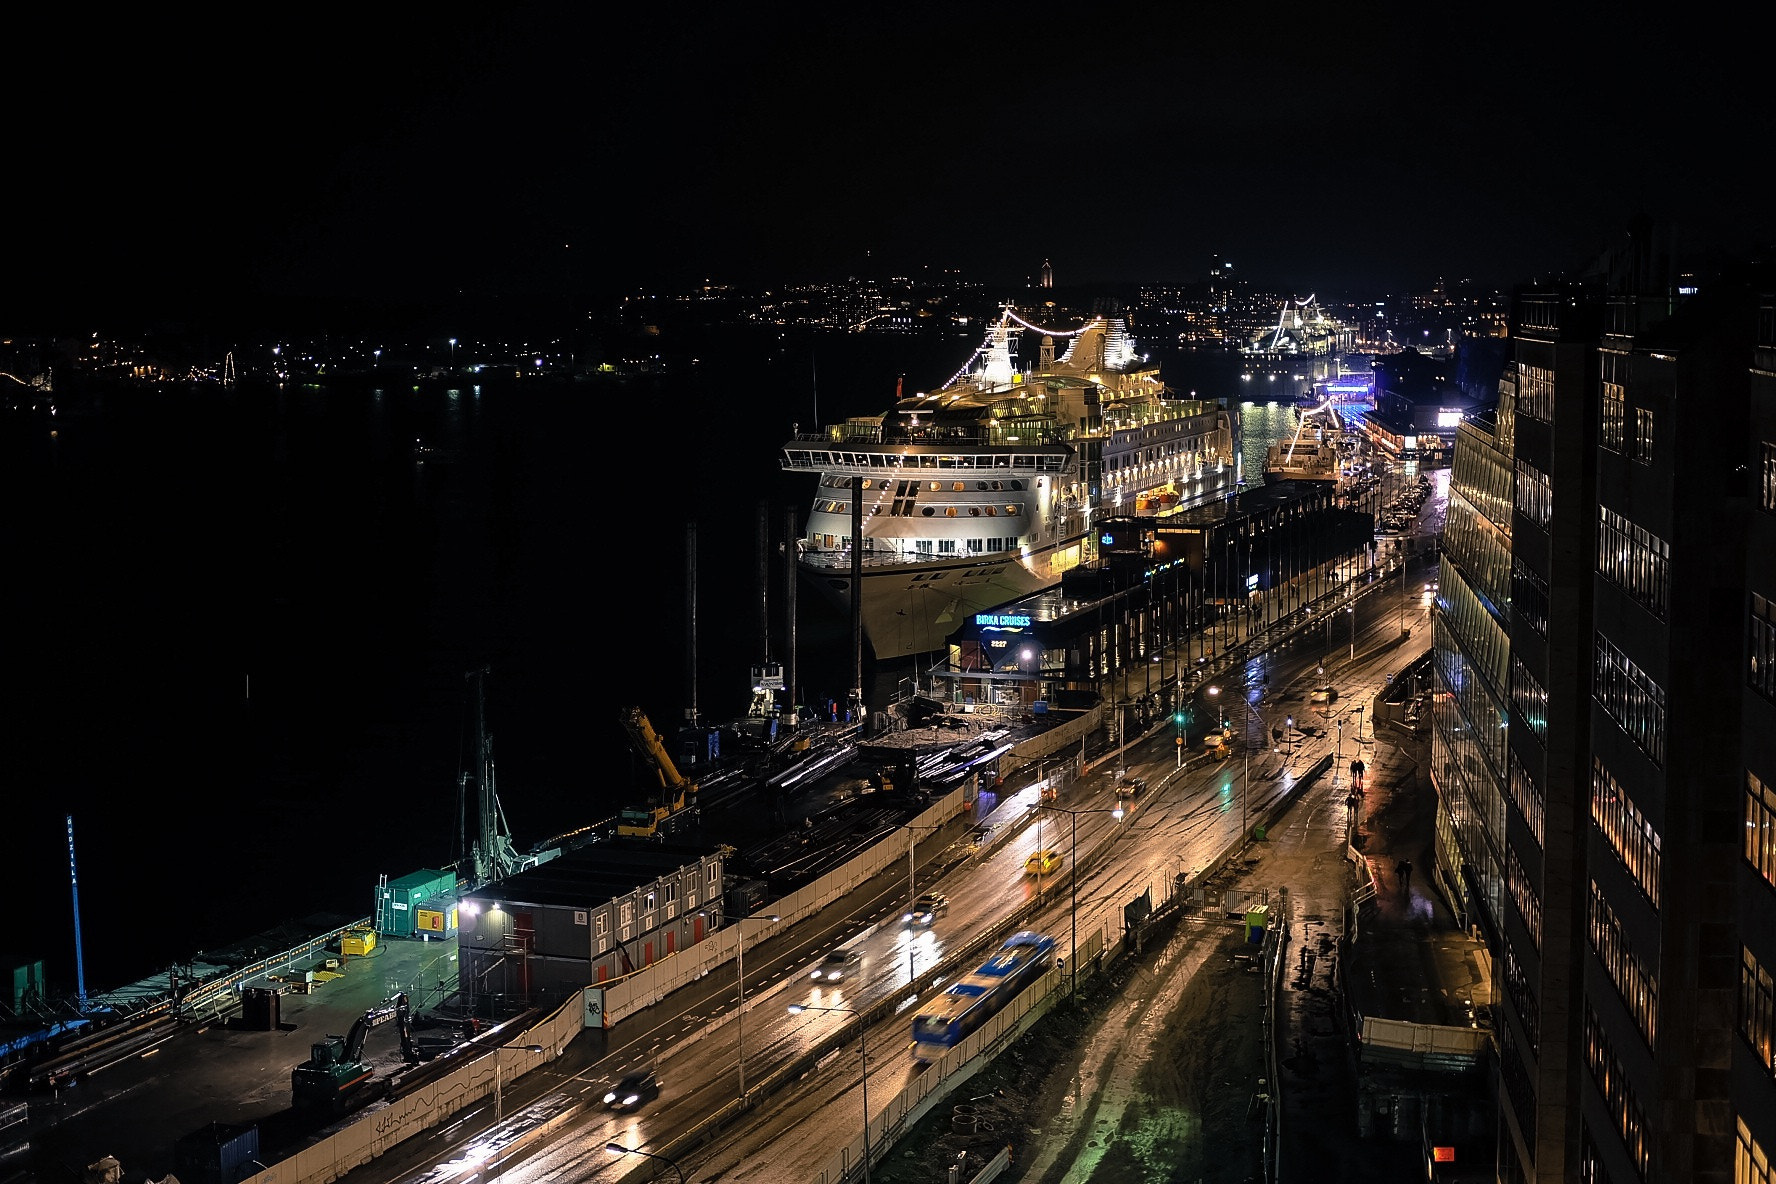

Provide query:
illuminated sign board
left=1245, top=574, right=1259, bottom=590
left=976, top=613, right=1032, bottom=628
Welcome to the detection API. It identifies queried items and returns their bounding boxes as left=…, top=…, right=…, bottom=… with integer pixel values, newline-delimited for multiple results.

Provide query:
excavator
left=616, top=707, right=697, bottom=839
left=292, top=992, right=421, bottom=1112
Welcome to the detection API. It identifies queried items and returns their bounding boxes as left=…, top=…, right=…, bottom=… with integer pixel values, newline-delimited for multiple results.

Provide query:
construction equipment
left=617, top=707, right=697, bottom=838
left=291, top=993, right=420, bottom=1112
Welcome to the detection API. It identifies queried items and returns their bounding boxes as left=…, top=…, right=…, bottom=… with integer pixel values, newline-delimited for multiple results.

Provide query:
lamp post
left=492, top=1042, right=545, bottom=1122
left=605, top=1143, right=686, bottom=1184
left=735, top=913, right=780, bottom=1104
left=449, top=337, right=457, bottom=371
left=1038, top=802, right=1125, bottom=998
left=1208, top=684, right=1256, bottom=840
left=787, top=1003, right=873, bottom=1184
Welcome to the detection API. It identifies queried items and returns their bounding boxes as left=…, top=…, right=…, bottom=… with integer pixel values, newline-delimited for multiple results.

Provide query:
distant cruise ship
left=780, top=307, right=1241, bottom=661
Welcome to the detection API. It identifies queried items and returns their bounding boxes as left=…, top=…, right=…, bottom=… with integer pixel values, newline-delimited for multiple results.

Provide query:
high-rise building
left=1041, top=258, right=1054, bottom=289
left=1434, top=232, right=1776, bottom=1182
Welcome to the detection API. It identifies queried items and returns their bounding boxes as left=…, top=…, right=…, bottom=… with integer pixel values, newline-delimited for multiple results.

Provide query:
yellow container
left=341, top=930, right=377, bottom=957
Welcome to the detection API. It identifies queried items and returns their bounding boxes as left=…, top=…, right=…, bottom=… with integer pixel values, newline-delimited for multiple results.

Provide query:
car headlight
left=902, top=912, right=914, bottom=922
left=624, top=1094, right=640, bottom=1106
left=603, top=1091, right=617, bottom=1104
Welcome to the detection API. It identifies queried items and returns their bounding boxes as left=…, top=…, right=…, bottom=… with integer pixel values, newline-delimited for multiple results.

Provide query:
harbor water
left=5, top=330, right=1323, bottom=996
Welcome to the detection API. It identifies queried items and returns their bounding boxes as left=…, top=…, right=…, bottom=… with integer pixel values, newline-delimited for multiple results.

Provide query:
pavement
left=1264, top=710, right=1494, bottom=1184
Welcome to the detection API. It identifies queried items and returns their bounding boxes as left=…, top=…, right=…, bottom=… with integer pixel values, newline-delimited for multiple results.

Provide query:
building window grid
left=1507, top=845, right=1543, bottom=951
left=1592, top=757, right=1662, bottom=909
left=1503, top=944, right=1541, bottom=1055
left=1594, top=633, right=1668, bottom=768
left=1511, top=656, right=1550, bottom=744
left=1602, top=380, right=1627, bottom=453
left=1588, top=880, right=1658, bottom=1050
left=1597, top=506, right=1670, bottom=621
left=1631, top=407, right=1655, bottom=465
left=1515, top=460, right=1553, bottom=530
left=1740, top=1116, right=1775, bottom=1184
left=1746, top=771, right=1776, bottom=890
left=1508, top=747, right=1546, bottom=849
left=1754, top=594, right=1776, bottom=701
left=1740, top=946, right=1776, bottom=1079
left=1762, top=442, right=1776, bottom=514
left=1585, top=1003, right=1650, bottom=1180
left=1518, top=362, right=1556, bottom=424
left=1513, top=557, right=1550, bottom=639
left=1499, top=1020, right=1539, bottom=1150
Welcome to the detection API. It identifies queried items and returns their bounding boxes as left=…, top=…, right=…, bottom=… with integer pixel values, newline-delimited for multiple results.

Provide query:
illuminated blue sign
left=1099, top=531, right=1116, bottom=546
left=976, top=612, right=1032, bottom=628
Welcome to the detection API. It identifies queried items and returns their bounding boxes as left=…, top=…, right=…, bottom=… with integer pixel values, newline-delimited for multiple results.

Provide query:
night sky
left=10, top=4, right=1773, bottom=331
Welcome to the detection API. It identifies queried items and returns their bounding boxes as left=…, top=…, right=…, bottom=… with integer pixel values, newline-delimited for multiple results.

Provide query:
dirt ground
left=877, top=897, right=1268, bottom=1184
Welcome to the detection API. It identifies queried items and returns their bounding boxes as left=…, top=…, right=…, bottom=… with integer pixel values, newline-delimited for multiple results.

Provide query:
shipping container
left=377, top=869, right=458, bottom=938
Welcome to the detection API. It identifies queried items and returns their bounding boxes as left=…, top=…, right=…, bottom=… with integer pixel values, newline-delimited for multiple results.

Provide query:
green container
left=378, top=869, right=458, bottom=938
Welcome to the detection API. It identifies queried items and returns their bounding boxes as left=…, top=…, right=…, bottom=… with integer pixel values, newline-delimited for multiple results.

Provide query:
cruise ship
left=780, top=307, right=1240, bottom=661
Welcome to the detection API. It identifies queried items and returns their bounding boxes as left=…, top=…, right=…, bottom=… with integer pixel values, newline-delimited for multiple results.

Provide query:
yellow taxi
left=1025, top=848, right=1063, bottom=875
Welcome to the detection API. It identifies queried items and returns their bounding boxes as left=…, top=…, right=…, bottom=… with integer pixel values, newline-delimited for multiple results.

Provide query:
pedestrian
left=1397, top=860, right=1412, bottom=890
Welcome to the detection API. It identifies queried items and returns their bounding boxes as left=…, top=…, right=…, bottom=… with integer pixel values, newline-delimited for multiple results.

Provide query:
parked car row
left=1378, top=473, right=1434, bottom=535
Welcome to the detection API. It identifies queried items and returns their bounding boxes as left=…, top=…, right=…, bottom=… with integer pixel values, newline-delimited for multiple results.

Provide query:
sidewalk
left=1265, top=714, right=1494, bottom=1183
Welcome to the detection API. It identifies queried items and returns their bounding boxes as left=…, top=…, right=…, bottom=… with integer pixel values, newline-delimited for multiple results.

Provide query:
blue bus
left=911, top=931, right=1057, bottom=1063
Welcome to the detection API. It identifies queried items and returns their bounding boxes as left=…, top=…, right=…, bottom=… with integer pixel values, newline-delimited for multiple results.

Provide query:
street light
left=492, top=1042, right=545, bottom=1122
left=735, top=913, right=780, bottom=1104
left=449, top=337, right=457, bottom=370
left=605, top=1143, right=686, bottom=1184
left=1038, top=802, right=1124, bottom=998
left=787, top=1002, right=873, bottom=1184
left=1207, top=684, right=1257, bottom=840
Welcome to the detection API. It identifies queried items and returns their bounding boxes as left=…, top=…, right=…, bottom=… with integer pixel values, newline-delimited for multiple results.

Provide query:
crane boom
left=617, top=708, right=697, bottom=837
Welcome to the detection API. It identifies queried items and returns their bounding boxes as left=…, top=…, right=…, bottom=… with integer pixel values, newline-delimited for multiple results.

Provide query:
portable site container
left=377, top=868, right=458, bottom=938
left=415, top=898, right=460, bottom=938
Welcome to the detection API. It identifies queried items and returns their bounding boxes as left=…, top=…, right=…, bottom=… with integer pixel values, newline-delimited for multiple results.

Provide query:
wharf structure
left=920, top=477, right=1378, bottom=729
left=1431, top=236, right=1776, bottom=1182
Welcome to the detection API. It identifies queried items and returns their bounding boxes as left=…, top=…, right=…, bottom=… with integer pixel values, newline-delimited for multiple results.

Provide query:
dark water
left=3, top=329, right=1311, bottom=997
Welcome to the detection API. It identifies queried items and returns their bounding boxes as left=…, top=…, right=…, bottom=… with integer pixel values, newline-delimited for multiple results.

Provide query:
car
left=1025, top=848, right=1063, bottom=876
left=903, top=892, right=950, bottom=925
left=1311, top=686, right=1338, bottom=704
left=1203, top=727, right=1233, bottom=749
left=810, top=948, right=864, bottom=982
left=603, top=1069, right=660, bottom=1112
left=1124, top=776, right=1148, bottom=798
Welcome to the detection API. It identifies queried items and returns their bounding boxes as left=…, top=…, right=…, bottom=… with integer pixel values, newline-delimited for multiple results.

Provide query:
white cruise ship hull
left=782, top=308, right=1240, bottom=662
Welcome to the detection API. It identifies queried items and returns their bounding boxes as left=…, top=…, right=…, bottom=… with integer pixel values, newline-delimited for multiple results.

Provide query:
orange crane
left=617, top=708, right=697, bottom=838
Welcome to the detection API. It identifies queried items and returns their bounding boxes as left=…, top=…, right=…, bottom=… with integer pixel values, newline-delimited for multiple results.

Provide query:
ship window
left=946, top=507, right=958, bottom=517
left=1010, top=480, right=1024, bottom=491
left=953, top=482, right=966, bottom=491
left=969, top=507, right=980, bottom=516
left=986, top=506, right=998, bottom=516
left=928, top=481, right=942, bottom=492
left=1005, top=505, right=1020, bottom=515
left=977, top=481, right=990, bottom=490
left=922, top=507, right=936, bottom=516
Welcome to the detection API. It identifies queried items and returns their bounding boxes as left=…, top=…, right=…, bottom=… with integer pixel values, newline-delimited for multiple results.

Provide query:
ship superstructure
left=781, top=306, right=1239, bottom=660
